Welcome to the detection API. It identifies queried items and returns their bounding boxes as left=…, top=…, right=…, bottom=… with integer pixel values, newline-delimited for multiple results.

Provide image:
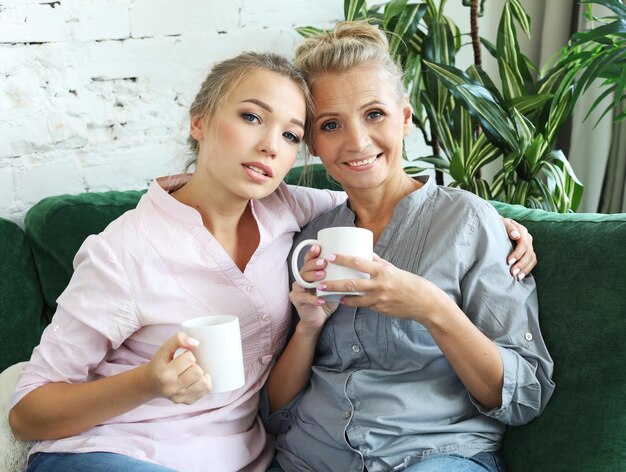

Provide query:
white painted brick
left=14, top=152, right=83, bottom=204
left=0, top=165, right=15, bottom=214
left=81, top=141, right=183, bottom=191
left=241, top=0, right=344, bottom=28
left=0, top=1, right=129, bottom=43
left=0, top=115, right=53, bottom=158
left=130, top=0, right=240, bottom=38
left=64, top=0, right=130, bottom=42
left=0, top=3, right=69, bottom=43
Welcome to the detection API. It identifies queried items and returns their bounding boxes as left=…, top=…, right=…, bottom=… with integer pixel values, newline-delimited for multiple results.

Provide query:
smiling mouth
left=346, top=154, right=381, bottom=167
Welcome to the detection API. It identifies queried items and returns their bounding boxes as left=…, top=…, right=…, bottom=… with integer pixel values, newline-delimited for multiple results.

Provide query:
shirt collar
left=146, top=174, right=205, bottom=226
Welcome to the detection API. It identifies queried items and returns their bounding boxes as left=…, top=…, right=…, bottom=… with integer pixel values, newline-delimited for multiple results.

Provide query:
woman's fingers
left=503, top=218, right=536, bottom=277
left=509, top=250, right=537, bottom=281
left=290, top=281, right=326, bottom=307
left=297, top=245, right=328, bottom=283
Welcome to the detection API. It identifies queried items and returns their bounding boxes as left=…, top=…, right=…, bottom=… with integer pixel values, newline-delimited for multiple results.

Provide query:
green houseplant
left=297, top=0, right=625, bottom=212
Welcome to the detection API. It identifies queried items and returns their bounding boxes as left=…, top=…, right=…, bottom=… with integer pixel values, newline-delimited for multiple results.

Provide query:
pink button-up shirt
left=12, top=176, right=344, bottom=471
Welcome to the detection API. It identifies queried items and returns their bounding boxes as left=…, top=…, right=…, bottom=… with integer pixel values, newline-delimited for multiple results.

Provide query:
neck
left=171, top=170, right=249, bottom=234
left=347, top=171, right=422, bottom=239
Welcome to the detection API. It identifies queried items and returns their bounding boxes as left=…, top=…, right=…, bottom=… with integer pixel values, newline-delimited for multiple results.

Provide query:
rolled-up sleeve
left=461, top=203, right=555, bottom=426
left=258, top=384, right=303, bottom=435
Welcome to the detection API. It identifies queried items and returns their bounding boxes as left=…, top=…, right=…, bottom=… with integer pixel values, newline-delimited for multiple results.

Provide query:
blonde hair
left=186, top=52, right=313, bottom=161
left=295, top=20, right=405, bottom=120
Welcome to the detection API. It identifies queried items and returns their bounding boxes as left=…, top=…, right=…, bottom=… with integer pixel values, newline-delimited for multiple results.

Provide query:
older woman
left=265, top=21, right=554, bottom=472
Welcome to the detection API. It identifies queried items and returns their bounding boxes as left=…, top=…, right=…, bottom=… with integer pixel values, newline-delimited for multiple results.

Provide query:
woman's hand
left=318, top=253, right=453, bottom=326
left=145, top=333, right=212, bottom=404
left=290, top=244, right=338, bottom=335
left=503, top=218, right=536, bottom=280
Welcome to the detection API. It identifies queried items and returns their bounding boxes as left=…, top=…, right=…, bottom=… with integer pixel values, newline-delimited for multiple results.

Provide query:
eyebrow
left=240, top=98, right=305, bottom=130
left=314, top=100, right=387, bottom=121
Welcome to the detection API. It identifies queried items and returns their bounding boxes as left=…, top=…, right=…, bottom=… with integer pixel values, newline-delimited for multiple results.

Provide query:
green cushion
left=492, top=202, right=626, bottom=472
left=24, top=190, right=145, bottom=322
left=284, top=163, right=343, bottom=191
left=0, top=218, right=45, bottom=372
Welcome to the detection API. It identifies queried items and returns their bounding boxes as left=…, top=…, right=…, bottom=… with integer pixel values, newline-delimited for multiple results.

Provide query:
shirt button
left=342, top=410, right=351, bottom=420
left=261, top=313, right=269, bottom=321
left=524, top=332, right=533, bottom=341
left=351, top=344, right=361, bottom=353
left=281, top=412, right=290, bottom=418
left=246, top=285, right=254, bottom=293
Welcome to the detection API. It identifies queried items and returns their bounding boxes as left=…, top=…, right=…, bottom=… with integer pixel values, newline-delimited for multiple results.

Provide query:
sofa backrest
left=0, top=218, right=45, bottom=372
left=492, top=201, right=626, bottom=472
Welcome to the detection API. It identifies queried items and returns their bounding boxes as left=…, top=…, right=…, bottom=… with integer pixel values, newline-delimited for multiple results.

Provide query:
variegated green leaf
left=345, top=0, right=367, bottom=21
left=296, top=26, right=325, bottom=39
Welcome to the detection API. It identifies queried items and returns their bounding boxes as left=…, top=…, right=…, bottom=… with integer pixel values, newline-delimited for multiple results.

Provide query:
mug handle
left=291, top=239, right=321, bottom=289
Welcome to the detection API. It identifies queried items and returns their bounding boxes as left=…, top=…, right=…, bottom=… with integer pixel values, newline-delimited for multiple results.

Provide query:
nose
left=257, top=131, right=278, bottom=158
left=345, top=122, right=372, bottom=153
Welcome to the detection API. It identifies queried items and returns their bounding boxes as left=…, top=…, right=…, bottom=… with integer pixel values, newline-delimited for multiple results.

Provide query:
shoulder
left=426, top=186, right=506, bottom=251
left=433, top=186, right=500, bottom=226
left=294, top=204, right=345, bottom=243
left=264, top=182, right=346, bottom=228
left=75, top=197, right=154, bottom=268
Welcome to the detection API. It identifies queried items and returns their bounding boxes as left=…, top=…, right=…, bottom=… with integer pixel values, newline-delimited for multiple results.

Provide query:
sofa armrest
left=0, top=362, right=33, bottom=472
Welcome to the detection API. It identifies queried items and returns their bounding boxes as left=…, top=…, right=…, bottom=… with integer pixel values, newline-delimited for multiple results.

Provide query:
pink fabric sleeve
left=10, top=234, right=139, bottom=407
left=279, top=184, right=346, bottom=228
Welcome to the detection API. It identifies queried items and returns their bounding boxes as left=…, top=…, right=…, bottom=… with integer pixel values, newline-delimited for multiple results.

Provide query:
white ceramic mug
left=180, top=315, right=245, bottom=394
left=291, top=226, right=373, bottom=301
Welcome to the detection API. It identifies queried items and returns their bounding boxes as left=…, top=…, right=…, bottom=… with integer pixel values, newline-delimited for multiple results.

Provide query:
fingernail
left=318, top=283, right=327, bottom=291
left=508, top=258, right=517, bottom=266
left=512, top=268, right=520, bottom=276
left=187, top=337, right=200, bottom=347
left=518, top=272, right=525, bottom=281
left=511, top=230, right=520, bottom=238
left=316, top=259, right=324, bottom=267
left=328, top=254, right=336, bottom=262
left=317, top=298, right=326, bottom=305
left=310, top=245, right=318, bottom=253
left=315, top=271, right=325, bottom=278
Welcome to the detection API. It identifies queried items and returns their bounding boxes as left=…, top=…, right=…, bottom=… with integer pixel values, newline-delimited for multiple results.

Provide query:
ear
left=190, top=114, right=205, bottom=141
left=402, top=95, right=412, bottom=137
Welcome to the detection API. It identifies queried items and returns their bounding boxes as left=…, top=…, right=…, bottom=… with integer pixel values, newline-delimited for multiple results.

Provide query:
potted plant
left=297, top=0, right=625, bottom=212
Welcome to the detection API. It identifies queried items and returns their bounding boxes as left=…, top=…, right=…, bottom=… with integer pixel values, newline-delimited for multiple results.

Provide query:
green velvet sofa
left=1, top=164, right=625, bottom=472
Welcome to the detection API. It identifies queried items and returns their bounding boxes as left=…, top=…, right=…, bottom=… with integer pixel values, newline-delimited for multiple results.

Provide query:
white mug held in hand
left=291, top=226, right=373, bottom=301
left=180, top=315, right=245, bottom=394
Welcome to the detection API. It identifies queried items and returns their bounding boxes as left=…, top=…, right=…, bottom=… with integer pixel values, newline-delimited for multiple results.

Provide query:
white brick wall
left=0, top=0, right=346, bottom=223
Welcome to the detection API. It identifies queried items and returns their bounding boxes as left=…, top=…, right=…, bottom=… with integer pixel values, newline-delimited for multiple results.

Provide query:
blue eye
left=242, top=112, right=260, bottom=123
left=367, top=111, right=383, bottom=120
left=321, top=121, right=338, bottom=131
left=283, top=131, right=301, bottom=143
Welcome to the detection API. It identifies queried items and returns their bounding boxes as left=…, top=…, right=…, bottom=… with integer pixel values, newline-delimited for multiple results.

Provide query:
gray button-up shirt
left=265, top=178, right=555, bottom=472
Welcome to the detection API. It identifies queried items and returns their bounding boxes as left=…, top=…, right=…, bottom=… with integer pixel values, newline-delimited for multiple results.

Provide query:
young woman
left=8, top=52, right=345, bottom=472
left=265, top=22, right=554, bottom=472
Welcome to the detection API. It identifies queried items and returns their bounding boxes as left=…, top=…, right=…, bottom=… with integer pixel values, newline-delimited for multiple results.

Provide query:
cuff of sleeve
left=258, top=386, right=301, bottom=435
left=470, top=346, right=517, bottom=420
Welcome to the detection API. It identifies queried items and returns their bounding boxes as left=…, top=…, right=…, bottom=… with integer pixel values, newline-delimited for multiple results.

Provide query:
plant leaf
left=345, top=0, right=368, bottom=21
left=296, top=26, right=325, bottom=38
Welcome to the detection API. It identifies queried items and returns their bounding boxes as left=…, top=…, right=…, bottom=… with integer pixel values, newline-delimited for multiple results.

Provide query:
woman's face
left=191, top=69, right=306, bottom=202
left=310, top=64, right=411, bottom=192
